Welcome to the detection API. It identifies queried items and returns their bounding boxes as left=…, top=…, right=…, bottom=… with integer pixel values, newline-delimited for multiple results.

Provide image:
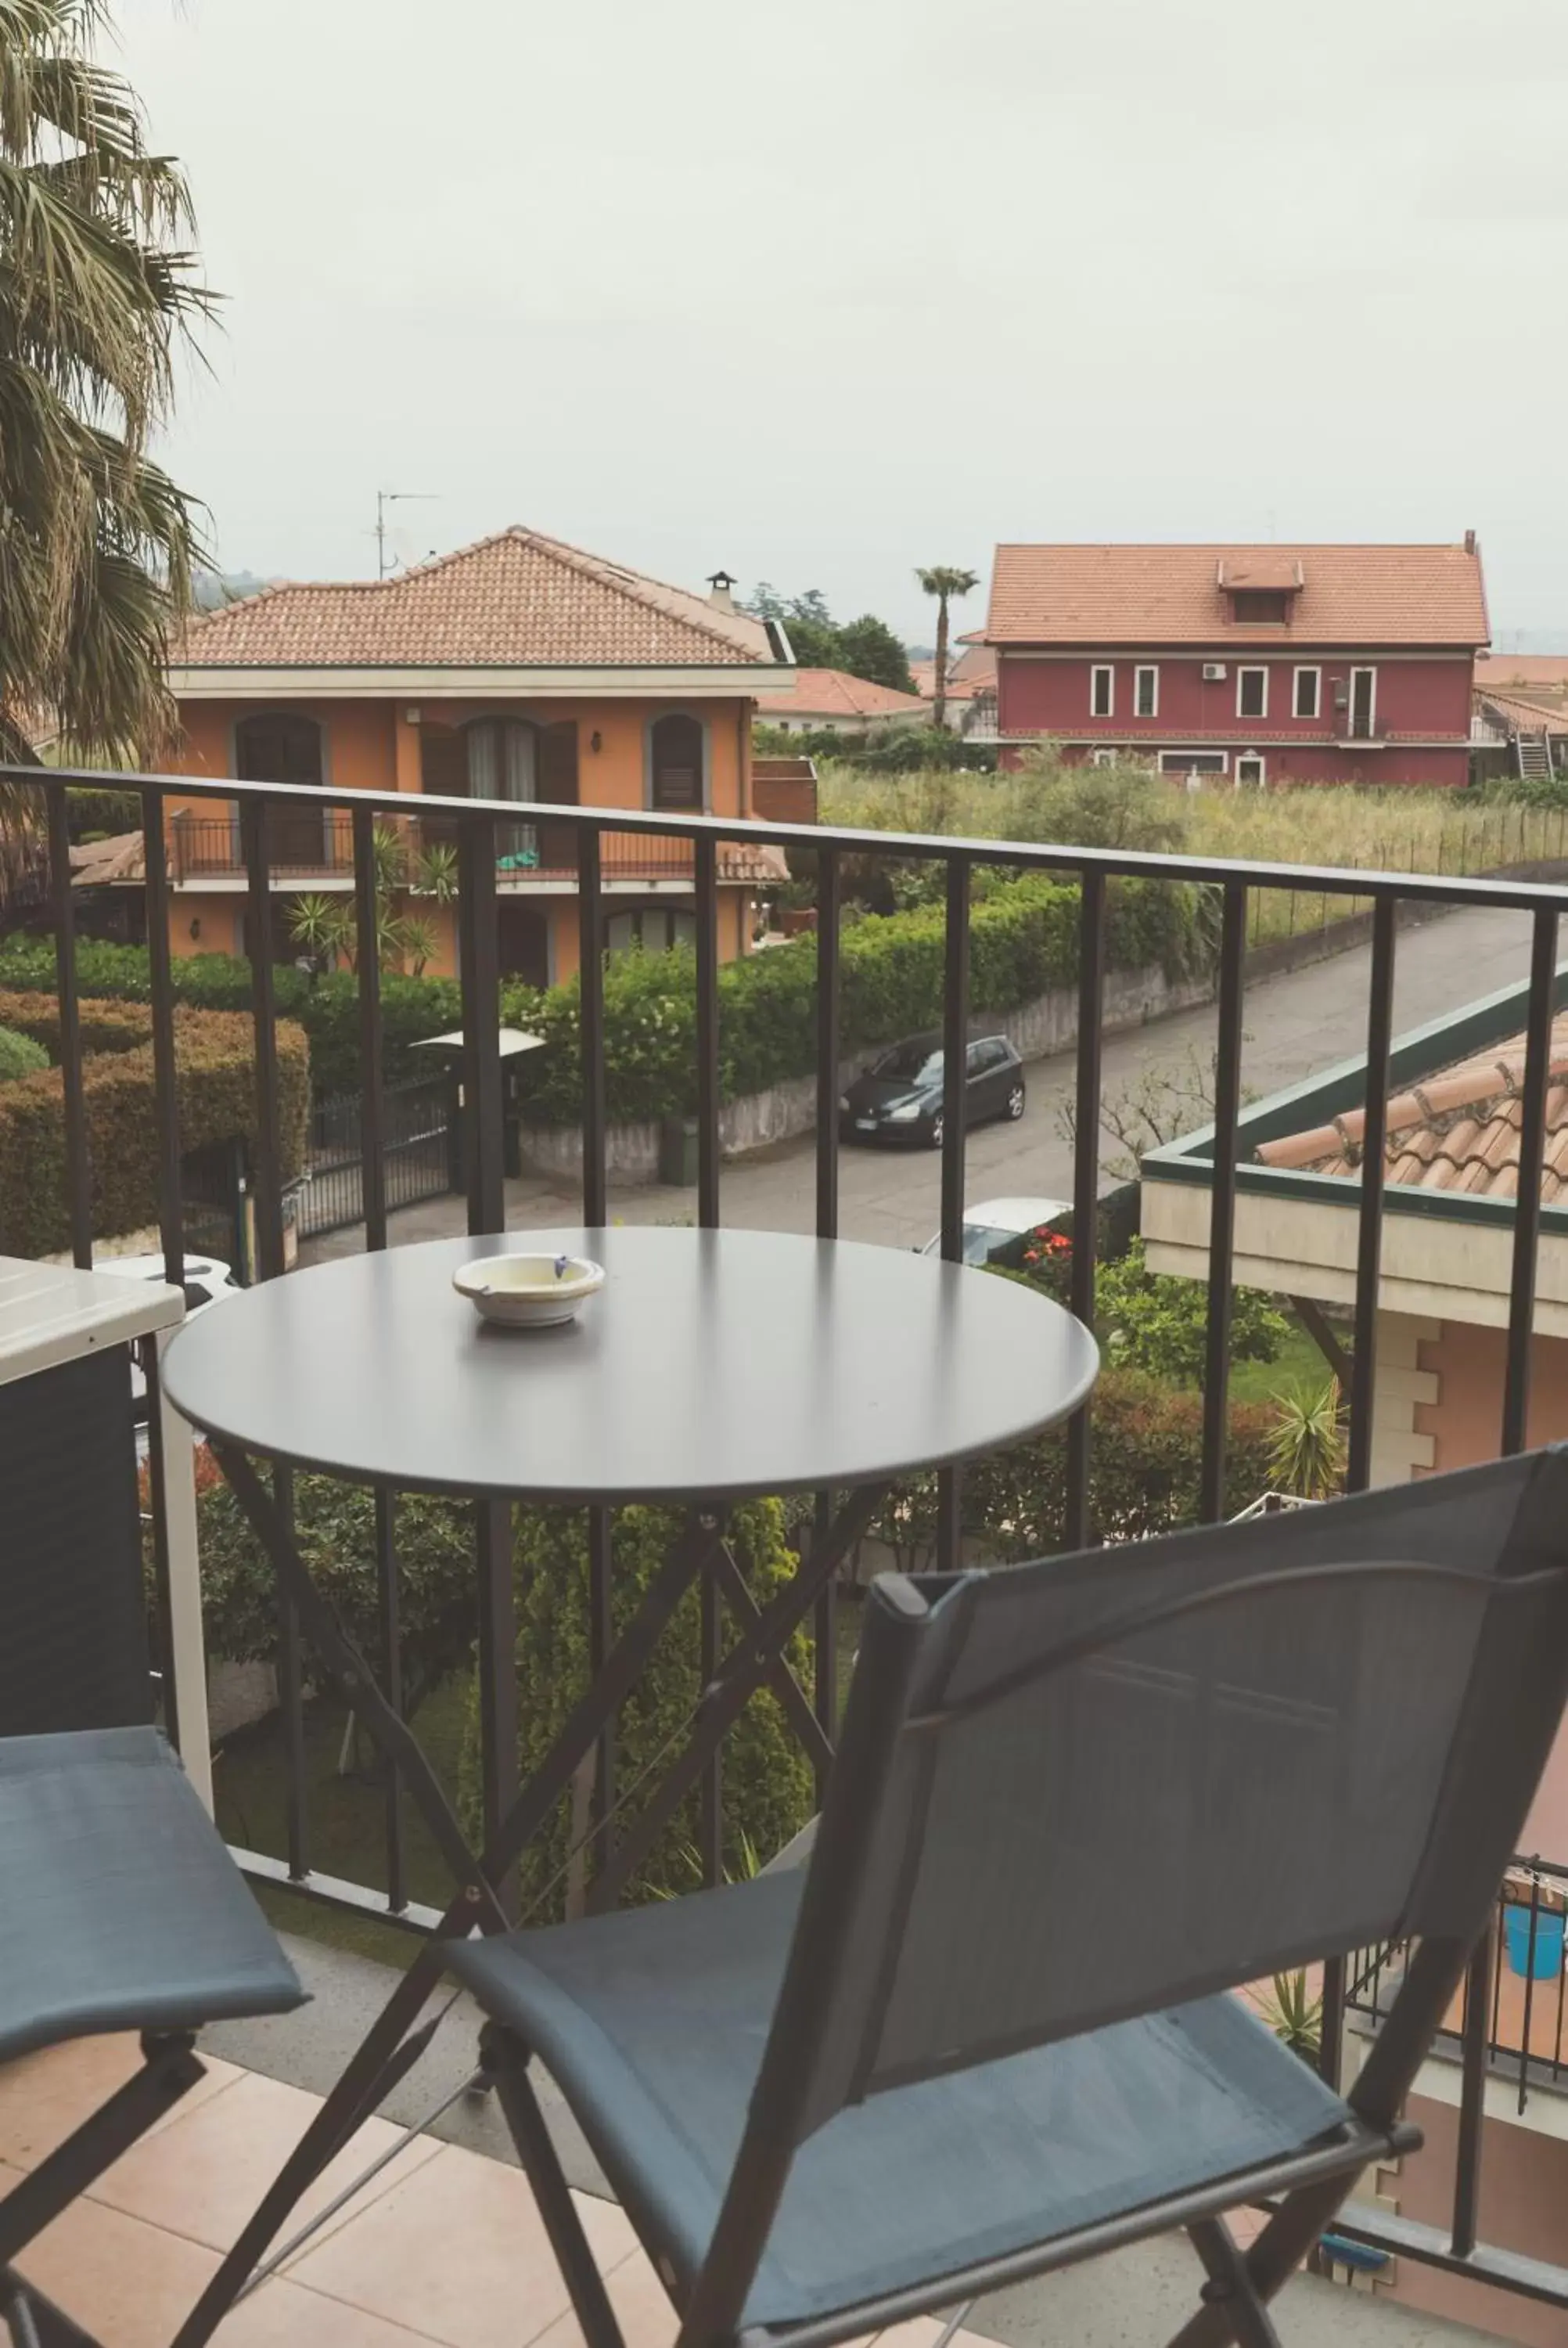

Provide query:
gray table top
left=162, top=1228, right=1099, bottom=1504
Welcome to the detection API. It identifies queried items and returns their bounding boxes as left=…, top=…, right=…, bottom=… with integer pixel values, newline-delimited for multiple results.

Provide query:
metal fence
left=297, top=1077, right=455, bottom=1240
left=12, top=757, right=1568, bottom=2323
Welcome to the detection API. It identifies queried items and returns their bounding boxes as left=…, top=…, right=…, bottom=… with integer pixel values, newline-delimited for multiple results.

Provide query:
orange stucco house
left=157, top=528, right=794, bottom=985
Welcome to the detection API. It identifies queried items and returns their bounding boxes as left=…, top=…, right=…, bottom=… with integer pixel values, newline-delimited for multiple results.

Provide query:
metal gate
left=297, top=1078, right=455, bottom=1240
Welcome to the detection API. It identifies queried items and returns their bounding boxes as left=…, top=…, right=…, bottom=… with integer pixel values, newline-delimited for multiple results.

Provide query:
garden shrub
left=66, top=786, right=142, bottom=840
left=168, top=1462, right=479, bottom=1723
left=0, top=989, right=309, bottom=1255
left=0, top=1025, right=49, bottom=1083
left=1, top=868, right=1207, bottom=1122
left=869, top=1367, right=1278, bottom=1568
left=459, top=1499, right=815, bottom=1920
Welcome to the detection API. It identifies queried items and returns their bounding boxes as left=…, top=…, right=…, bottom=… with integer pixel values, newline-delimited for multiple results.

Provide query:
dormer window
left=1230, top=589, right=1291, bottom=624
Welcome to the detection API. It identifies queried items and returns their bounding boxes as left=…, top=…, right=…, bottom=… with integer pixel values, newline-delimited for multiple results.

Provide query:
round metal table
left=160, top=1227, right=1097, bottom=2328
left=162, top=1225, right=1099, bottom=1504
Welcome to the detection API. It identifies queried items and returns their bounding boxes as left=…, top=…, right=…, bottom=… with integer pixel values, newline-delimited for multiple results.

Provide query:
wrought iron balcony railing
left=10, top=755, right=1568, bottom=2333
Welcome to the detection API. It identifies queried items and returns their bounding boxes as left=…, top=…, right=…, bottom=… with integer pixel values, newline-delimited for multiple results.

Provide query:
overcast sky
left=115, top=0, right=1568, bottom=643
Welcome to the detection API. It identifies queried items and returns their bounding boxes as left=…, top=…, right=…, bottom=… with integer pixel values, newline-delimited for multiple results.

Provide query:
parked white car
left=919, top=1195, right=1072, bottom=1269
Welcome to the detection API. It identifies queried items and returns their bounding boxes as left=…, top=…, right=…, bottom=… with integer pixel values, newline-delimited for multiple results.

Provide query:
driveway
left=300, top=902, right=1541, bottom=1266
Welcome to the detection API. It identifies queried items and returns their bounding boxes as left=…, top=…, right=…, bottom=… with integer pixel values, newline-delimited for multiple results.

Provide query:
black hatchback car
left=839, top=1032, right=1026, bottom=1149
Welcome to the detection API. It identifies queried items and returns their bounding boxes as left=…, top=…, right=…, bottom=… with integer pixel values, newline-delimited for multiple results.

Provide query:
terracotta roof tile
left=1475, top=654, right=1568, bottom=692
left=986, top=542, right=1488, bottom=649
left=1476, top=684, right=1568, bottom=735
left=171, top=528, right=780, bottom=671
left=1254, top=1015, right=1568, bottom=1202
left=753, top=668, right=927, bottom=720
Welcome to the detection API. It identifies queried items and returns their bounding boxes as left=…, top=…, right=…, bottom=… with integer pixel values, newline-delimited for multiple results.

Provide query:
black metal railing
left=167, top=805, right=731, bottom=887
left=1349, top=1860, right=1568, bottom=2119
left=13, top=754, right=1568, bottom=2324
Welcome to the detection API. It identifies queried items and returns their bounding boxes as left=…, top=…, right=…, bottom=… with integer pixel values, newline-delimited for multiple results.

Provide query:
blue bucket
left=1503, top=1901, right=1566, bottom=1980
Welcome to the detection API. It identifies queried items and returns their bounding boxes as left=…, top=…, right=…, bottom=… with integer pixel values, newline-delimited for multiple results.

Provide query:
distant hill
left=192, top=569, right=272, bottom=610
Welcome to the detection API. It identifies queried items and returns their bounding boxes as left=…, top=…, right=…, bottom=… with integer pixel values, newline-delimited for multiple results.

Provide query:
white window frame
left=1236, top=665, right=1269, bottom=721
left=1292, top=666, right=1321, bottom=722
left=1158, top=750, right=1229, bottom=776
left=1089, top=747, right=1121, bottom=767
left=1090, top=664, right=1115, bottom=718
left=1349, top=665, right=1377, bottom=737
left=1133, top=664, right=1159, bottom=719
left=1235, top=753, right=1267, bottom=789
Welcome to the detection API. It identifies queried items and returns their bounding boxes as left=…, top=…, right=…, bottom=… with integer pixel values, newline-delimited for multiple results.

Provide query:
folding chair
left=0, top=1347, right=304, bottom=2346
left=442, top=1446, right=1568, bottom=2348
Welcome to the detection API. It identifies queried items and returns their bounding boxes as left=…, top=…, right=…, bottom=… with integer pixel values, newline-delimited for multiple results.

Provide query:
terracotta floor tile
left=215, top=2274, right=452, bottom=2346
left=286, top=2141, right=635, bottom=2348
left=89, top=2065, right=441, bottom=2257
left=0, top=2035, right=243, bottom=2171
left=526, top=2248, right=678, bottom=2348
left=6, top=2166, right=221, bottom=2348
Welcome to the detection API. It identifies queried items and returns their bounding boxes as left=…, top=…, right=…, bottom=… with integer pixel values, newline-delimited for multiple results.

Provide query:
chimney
left=707, top=568, right=738, bottom=614
left=1465, top=528, right=1476, bottom=555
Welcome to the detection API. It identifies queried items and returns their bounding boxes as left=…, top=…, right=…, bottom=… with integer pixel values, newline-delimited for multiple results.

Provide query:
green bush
left=871, top=1367, right=1279, bottom=1566
left=459, top=1499, right=815, bottom=1920
left=0, top=1025, right=49, bottom=1083
left=1093, top=1237, right=1289, bottom=1386
left=0, top=935, right=462, bottom=1094
left=0, top=989, right=309, bottom=1255
left=171, top=1460, right=478, bottom=1722
left=2, top=867, right=1207, bottom=1124
left=67, top=786, right=142, bottom=840
left=504, top=871, right=1207, bottom=1125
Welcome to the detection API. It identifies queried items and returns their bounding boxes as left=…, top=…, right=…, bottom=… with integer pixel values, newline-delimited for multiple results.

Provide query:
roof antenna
left=376, top=489, right=440, bottom=580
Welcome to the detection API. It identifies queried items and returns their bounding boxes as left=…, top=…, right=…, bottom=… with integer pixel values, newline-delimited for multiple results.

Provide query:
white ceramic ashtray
left=454, top=1253, right=606, bottom=1329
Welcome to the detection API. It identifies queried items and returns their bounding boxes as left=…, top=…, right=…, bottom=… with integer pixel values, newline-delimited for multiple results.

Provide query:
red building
left=984, top=538, right=1488, bottom=787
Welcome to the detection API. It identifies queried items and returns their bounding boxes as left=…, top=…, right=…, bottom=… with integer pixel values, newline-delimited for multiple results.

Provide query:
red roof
left=171, top=528, right=779, bottom=671
left=1475, top=654, right=1568, bottom=691
left=985, top=542, right=1488, bottom=649
left=753, top=668, right=927, bottom=721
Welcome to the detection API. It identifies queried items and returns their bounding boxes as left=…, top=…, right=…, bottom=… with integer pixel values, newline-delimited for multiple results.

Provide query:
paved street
left=301, top=902, right=1541, bottom=1266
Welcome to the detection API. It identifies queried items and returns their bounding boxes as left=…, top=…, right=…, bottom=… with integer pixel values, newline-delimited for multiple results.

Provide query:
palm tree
left=915, top=565, right=980, bottom=731
left=0, top=0, right=211, bottom=863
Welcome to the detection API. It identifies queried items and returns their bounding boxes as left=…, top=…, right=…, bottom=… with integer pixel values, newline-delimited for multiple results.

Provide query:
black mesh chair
left=444, top=1449, right=1568, bottom=2348
left=0, top=1354, right=305, bottom=2348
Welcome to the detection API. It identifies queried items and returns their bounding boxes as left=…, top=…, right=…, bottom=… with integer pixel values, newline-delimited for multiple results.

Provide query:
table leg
left=173, top=1500, right=732, bottom=2348
left=148, top=1330, right=214, bottom=1813
left=587, top=1481, right=886, bottom=1914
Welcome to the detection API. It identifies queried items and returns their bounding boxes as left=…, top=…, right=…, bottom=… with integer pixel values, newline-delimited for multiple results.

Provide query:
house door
left=497, top=902, right=549, bottom=989
left=1349, top=668, right=1376, bottom=740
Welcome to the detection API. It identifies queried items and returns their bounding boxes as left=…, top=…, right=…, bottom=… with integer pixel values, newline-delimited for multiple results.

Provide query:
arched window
left=235, top=711, right=322, bottom=787
left=236, top=712, right=325, bottom=867
left=649, top=712, right=706, bottom=812
left=468, top=718, right=539, bottom=866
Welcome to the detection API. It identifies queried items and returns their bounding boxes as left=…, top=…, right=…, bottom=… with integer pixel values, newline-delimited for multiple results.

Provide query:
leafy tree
left=1094, top=1236, right=1288, bottom=1387
left=915, top=565, right=980, bottom=728
left=0, top=0, right=211, bottom=853
left=836, top=613, right=915, bottom=695
left=1014, top=754, right=1191, bottom=854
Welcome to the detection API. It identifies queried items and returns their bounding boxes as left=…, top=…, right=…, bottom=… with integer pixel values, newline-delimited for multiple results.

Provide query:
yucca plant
left=1257, top=1969, right=1323, bottom=2063
left=285, top=891, right=352, bottom=972
left=1268, top=1377, right=1347, bottom=1500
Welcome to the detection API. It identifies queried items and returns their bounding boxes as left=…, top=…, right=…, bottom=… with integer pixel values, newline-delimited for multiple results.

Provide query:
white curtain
left=469, top=722, right=538, bottom=862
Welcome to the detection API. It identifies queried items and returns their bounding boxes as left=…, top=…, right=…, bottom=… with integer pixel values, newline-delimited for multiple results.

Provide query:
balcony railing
left=13, top=756, right=1568, bottom=2331
left=167, top=805, right=776, bottom=888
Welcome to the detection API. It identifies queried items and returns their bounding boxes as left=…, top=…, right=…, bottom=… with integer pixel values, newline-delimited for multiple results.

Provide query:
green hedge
left=497, top=871, right=1206, bottom=1125
left=0, top=869, right=1206, bottom=1122
left=0, top=1026, right=49, bottom=1083
left=0, top=989, right=309, bottom=1255
left=459, top=1499, right=815, bottom=1919
left=871, top=1367, right=1279, bottom=1566
left=0, top=935, right=460, bottom=1096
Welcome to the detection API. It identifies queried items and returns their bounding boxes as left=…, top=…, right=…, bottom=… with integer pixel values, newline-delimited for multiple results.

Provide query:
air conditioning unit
left=1203, top=663, right=1227, bottom=681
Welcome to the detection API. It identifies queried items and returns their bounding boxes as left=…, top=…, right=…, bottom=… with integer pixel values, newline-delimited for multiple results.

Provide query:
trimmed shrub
left=870, top=1367, right=1279, bottom=1568
left=67, top=787, right=142, bottom=841
left=0, top=1026, right=49, bottom=1083
left=1, top=869, right=1207, bottom=1122
left=459, top=1499, right=815, bottom=1920
left=168, top=1463, right=479, bottom=1723
left=0, top=989, right=309, bottom=1255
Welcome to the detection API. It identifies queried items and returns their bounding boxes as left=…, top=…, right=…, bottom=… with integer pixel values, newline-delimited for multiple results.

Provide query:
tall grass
left=815, top=761, right=1568, bottom=947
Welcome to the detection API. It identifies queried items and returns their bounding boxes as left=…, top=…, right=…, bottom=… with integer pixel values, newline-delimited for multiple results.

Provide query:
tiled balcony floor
left=0, top=2035, right=995, bottom=2348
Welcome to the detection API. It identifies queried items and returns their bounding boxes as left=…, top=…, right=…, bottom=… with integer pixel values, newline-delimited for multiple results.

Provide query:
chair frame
left=468, top=1522, right=1568, bottom=2348
left=0, top=2031, right=205, bottom=2348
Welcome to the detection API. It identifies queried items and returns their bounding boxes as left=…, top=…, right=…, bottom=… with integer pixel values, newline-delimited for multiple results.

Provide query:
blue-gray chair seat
left=0, top=1727, right=306, bottom=2065
left=448, top=1869, right=1351, bottom=2328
